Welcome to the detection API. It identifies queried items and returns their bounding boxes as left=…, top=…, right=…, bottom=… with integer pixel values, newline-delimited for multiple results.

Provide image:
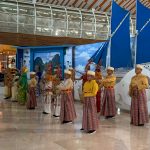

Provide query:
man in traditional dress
left=81, top=70, right=99, bottom=134
left=17, top=66, right=28, bottom=105
left=129, top=65, right=149, bottom=126
left=4, top=68, right=13, bottom=99
left=11, top=75, right=19, bottom=102
left=42, top=74, right=53, bottom=114
left=101, top=67, right=116, bottom=119
left=95, top=65, right=103, bottom=115
left=51, top=69, right=61, bottom=117
left=27, top=72, right=37, bottom=109
left=57, top=70, right=76, bottom=124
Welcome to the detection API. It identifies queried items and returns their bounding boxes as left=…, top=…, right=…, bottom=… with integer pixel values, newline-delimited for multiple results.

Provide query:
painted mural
left=34, top=52, right=61, bottom=73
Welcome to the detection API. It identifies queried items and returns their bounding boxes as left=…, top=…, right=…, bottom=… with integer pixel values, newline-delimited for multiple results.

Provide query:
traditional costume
left=42, top=74, right=53, bottom=114
left=51, top=70, right=61, bottom=117
left=27, top=72, right=37, bottom=109
left=11, top=75, right=19, bottom=102
left=58, top=70, right=76, bottom=123
left=101, top=67, right=116, bottom=118
left=4, top=68, right=13, bottom=99
left=95, top=65, right=103, bottom=113
left=17, top=67, right=28, bottom=105
left=129, top=65, right=149, bottom=126
left=82, top=71, right=99, bottom=134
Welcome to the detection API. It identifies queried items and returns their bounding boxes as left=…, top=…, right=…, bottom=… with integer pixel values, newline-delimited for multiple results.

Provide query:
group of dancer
left=3, top=62, right=149, bottom=134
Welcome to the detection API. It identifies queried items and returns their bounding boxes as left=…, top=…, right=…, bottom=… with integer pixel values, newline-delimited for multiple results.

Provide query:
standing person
left=35, top=65, right=42, bottom=96
left=95, top=65, right=103, bottom=115
left=101, top=67, right=116, bottom=119
left=129, top=65, right=149, bottom=126
left=17, top=66, right=28, bottom=105
left=42, top=74, right=53, bottom=114
left=3, top=68, right=13, bottom=99
left=58, top=70, right=76, bottom=124
left=81, top=70, right=99, bottom=134
left=51, top=69, right=61, bottom=117
left=11, top=75, right=19, bottom=102
left=27, top=72, right=37, bottom=109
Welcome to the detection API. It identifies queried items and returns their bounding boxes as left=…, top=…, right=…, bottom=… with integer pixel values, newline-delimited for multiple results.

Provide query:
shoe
left=53, top=115, right=60, bottom=117
left=80, top=128, right=84, bottom=131
left=138, top=124, right=144, bottom=126
left=63, top=121, right=72, bottom=124
left=43, top=112, right=49, bottom=114
left=88, top=130, right=96, bottom=134
left=105, top=116, right=114, bottom=119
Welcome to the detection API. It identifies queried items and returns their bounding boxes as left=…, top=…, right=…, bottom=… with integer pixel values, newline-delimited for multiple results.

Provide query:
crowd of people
left=2, top=63, right=149, bottom=134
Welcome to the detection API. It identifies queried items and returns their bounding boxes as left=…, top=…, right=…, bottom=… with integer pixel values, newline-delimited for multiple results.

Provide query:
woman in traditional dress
left=17, top=66, right=28, bottom=105
left=58, top=70, right=76, bottom=124
left=129, top=65, right=149, bottom=126
left=81, top=70, right=99, bottom=134
left=27, top=72, right=37, bottom=109
left=101, top=67, right=116, bottom=119
left=42, top=74, right=53, bottom=114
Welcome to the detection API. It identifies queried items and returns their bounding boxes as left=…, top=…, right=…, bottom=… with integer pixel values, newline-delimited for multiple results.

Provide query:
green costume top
left=17, top=72, right=28, bottom=104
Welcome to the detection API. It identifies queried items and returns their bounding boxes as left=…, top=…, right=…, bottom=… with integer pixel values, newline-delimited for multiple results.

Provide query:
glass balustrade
left=0, top=0, right=135, bottom=40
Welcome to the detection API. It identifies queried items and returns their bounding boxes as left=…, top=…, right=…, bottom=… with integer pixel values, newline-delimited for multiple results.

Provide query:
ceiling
left=36, top=0, right=150, bottom=14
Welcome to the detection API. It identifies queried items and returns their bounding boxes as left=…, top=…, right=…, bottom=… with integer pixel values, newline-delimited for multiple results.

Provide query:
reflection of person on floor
left=81, top=71, right=99, bottom=134
left=17, top=66, right=28, bottom=105
left=4, top=68, right=13, bottom=99
left=95, top=64, right=103, bottom=115
left=42, top=74, right=53, bottom=114
left=11, top=75, right=19, bottom=102
left=129, top=65, right=149, bottom=126
left=27, top=72, right=37, bottom=109
left=51, top=69, right=61, bottom=117
left=57, top=70, right=76, bottom=124
left=100, top=67, right=116, bottom=119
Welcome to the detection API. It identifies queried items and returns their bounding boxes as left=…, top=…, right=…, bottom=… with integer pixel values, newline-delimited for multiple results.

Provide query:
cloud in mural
left=78, top=52, right=90, bottom=60
left=75, top=65, right=85, bottom=74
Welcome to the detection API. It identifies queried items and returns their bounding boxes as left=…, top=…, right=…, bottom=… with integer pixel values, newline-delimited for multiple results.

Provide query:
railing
left=0, top=0, right=136, bottom=40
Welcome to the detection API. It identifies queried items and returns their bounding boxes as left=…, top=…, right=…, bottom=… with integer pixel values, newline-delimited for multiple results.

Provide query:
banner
left=110, top=1, right=132, bottom=68
left=136, top=0, right=150, bottom=64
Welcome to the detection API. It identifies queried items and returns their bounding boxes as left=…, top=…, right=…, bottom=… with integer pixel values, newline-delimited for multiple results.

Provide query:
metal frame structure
left=0, top=0, right=136, bottom=41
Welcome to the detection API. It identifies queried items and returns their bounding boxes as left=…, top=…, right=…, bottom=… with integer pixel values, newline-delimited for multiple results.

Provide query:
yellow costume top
left=29, top=78, right=37, bottom=88
left=129, top=74, right=148, bottom=92
left=101, top=75, right=116, bottom=88
left=83, top=80, right=98, bottom=97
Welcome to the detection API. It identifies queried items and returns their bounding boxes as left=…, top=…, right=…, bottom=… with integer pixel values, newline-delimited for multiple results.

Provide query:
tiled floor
left=0, top=86, right=150, bottom=150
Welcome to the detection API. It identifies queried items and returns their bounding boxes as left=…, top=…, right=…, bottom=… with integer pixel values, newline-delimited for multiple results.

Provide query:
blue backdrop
left=110, top=1, right=132, bottom=68
left=136, top=0, right=150, bottom=64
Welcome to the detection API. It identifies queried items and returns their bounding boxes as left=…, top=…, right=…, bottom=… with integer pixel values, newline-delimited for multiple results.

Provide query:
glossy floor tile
left=0, top=89, right=150, bottom=150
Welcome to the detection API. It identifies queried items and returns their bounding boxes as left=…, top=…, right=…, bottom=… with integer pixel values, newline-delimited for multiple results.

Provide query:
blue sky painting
left=75, top=42, right=103, bottom=73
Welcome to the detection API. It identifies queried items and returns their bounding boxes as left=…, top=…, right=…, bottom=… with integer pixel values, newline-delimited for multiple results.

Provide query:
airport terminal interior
left=0, top=0, right=150, bottom=150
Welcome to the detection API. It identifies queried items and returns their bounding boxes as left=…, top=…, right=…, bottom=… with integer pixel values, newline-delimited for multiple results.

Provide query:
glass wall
left=0, top=0, right=135, bottom=40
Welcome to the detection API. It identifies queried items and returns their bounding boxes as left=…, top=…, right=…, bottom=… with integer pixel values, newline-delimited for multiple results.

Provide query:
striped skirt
left=101, top=88, right=116, bottom=117
left=60, top=92, right=76, bottom=123
left=131, top=89, right=149, bottom=126
left=27, top=87, right=37, bottom=109
left=82, top=97, right=99, bottom=132
left=96, top=90, right=101, bottom=113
